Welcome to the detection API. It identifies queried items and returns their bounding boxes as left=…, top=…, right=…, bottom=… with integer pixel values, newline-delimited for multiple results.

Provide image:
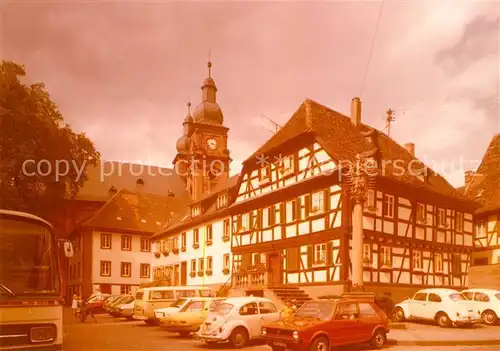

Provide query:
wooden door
left=174, top=265, right=180, bottom=286
left=180, top=262, right=187, bottom=286
left=268, top=254, right=282, bottom=286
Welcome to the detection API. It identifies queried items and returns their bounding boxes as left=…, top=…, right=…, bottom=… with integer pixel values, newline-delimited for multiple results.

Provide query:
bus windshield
left=0, top=217, right=60, bottom=296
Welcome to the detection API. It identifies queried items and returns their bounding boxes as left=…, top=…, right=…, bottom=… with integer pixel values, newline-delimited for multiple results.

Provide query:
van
left=133, top=286, right=212, bottom=325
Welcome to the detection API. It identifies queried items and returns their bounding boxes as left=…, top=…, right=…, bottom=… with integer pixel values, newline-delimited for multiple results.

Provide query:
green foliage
left=0, top=60, right=100, bottom=216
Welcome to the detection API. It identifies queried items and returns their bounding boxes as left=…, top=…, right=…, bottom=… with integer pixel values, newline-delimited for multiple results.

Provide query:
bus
left=0, top=210, right=71, bottom=350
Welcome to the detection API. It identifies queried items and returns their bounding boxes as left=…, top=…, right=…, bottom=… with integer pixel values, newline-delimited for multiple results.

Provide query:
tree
left=0, top=60, right=100, bottom=217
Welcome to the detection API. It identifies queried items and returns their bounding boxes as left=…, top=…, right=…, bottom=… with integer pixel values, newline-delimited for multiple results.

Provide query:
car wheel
left=370, top=329, right=386, bottom=349
left=394, top=307, right=406, bottom=322
left=144, top=320, right=157, bottom=326
left=436, top=312, right=451, bottom=328
left=309, top=336, right=329, bottom=351
left=229, top=327, right=248, bottom=348
left=178, top=332, right=191, bottom=338
left=482, top=310, right=498, bottom=325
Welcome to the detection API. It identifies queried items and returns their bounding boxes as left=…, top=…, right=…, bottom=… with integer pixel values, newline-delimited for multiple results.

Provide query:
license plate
left=273, top=342, right=286, bottom=347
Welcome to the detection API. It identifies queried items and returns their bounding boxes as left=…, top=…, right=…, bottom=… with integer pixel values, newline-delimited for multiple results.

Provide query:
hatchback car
left=261, top=299, right=388, bottom=351
left=462, top=288, right=500, bottom=325
left=195, top=296, right=280, bottom=348
left=394, top=288, right=480, bottom=327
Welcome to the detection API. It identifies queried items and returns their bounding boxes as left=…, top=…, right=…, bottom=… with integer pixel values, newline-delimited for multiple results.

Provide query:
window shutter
left=304, top=194, right=310, bottom=217
left=280, top=203, right=286, bottom=224
left=382, top=196, right=388, bottom=216
left=326, top=242, right=333, bottom=265
left=307, top=245, right=314, bottom=268
left=324, top=189, right=330, bottom=211
left=286, top=248, right=299, bottom=271
left=242, top=254, right=252, bottom=269
left=255, top=254, right=261, bottom=264
left=296, top=198, right=302, bottom=220
left=269, top=207, right=275, bottom=226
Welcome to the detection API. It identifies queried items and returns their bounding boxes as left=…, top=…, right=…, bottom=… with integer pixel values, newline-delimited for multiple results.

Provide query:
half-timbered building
left=464, top=134, right=500, bottom=288
left=228, top=98, right=477, bottom=302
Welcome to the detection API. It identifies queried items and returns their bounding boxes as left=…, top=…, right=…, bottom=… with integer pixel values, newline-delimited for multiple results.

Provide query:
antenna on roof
left=260, top=114, right=282, bottom=134
left=385, top=109, right=396, bottom=137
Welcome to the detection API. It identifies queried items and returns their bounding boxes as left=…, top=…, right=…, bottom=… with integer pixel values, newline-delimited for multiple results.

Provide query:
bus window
left=151, top=290, right=174, bottom=300
left=200, top=289, right=213, bottom=297
left=136, top=291, right=144, bottom=300
left=176, top=290, right=197, bottom=298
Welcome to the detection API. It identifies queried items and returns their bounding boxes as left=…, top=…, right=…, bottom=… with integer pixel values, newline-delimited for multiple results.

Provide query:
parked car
left=159, top=298, right=223, bottom=337
left=394, top=288, right=481, bottom=327
left=104, top=295, right=122, bottom=312
left=261, top=299, right=389, bottom=351
left=462, top=288, right=500, bottom=325
left=86, top=293, right=111, bottom=314
left=110, top=295, right=135, bottom=317
left=154, top=298, right=193, bottom=325
left=195, top=296, right=279, bottom=348
left=120, top=301, right=136, bottom=320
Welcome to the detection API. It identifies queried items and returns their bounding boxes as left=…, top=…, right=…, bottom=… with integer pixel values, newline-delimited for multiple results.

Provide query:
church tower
left=173, top=61, right=231, bottom=201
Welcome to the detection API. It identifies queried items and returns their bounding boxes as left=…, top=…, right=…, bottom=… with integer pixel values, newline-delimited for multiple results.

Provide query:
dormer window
left=259, top=165, right=270, bottom=182
left=192, top=205, right=201, bottom=217
left=217, top=194, right=228, bottom=209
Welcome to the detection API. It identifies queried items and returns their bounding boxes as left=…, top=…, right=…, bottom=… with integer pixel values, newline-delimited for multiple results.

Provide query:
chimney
left=464, top=170, right=475, bottom=186
left=350, top=97, right=362, bottom=126
left=108, top=186, right=117, bottom=197
left=136, top=178, right=144, bottom=192
left=404, top=143, right=415, bottom=157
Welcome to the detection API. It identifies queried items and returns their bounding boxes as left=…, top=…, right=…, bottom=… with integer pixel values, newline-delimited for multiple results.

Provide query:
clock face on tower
left=207, top=138, right=217, bottom=150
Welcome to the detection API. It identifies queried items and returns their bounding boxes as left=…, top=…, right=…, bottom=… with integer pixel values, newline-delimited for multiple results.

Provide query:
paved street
left=63, top=313, right=500, bottom=351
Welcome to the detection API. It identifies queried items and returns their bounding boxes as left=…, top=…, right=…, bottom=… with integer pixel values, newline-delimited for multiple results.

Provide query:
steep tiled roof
left=245, top=99, right=473, bottom=204
left=73, top=161, right=189, bottom=203
left=465, top=134, right=500, bottom=213
left=81, top=189, right=187, bottom=233
left=153, top=175, right=239, bottom=238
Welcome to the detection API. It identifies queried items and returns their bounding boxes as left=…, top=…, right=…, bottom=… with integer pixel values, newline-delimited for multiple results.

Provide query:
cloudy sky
left=2, top=0, right=499, bottom=187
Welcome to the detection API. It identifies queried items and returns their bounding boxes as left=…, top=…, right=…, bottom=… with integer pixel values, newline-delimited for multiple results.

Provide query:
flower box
left=222, top=268, right=230, bottom=275
left=206, top=270, right=213, bottom=276
left=154, top=252, right=160, bottom=258
left=163, top=251, right=169, bottom=257
left=189, top=272, right=196, bottom=278
left=197, top=271, right=204, bottom=277
left=222, top=235, right=230, bottom=242
left=172, top=248, right=179, bottom=254
left=206, top=240, right=212, bottom=246
left=193, top=243, right=199, bottom=249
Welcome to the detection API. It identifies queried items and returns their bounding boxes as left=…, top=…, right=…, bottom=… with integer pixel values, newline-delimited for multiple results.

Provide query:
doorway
left=267, top=254, right=282, bottom=286
left=173, top=264, right=180, bottom=286
left=180, top=261, right=187, bottom=286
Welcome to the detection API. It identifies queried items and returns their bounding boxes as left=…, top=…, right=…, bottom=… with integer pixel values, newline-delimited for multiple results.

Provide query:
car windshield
left=449, top=293, right=467, bottom=301
left=295, top=301, right=334, bottom=321
left=181, top=301, right=204, bottom=312
left=200, top=290, right=213, bottom=297
left=211, top=302, right=233, bottom=315
left=170, top=298, right=187, bottom=308
left=0, top=217, right=60, bottom=297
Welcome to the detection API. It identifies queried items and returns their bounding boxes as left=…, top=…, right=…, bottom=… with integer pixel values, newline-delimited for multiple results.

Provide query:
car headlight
left=30, top=326, right=56, bottom=343
left=261, top=327, right=267, bottom=335
left=292, top=331, right=299, bottom=340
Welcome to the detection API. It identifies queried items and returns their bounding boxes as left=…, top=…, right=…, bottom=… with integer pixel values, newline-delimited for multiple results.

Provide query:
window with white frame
left=140, top=263, right=150, bottom=278
left=434, top=253, right=443, bottom=273
left=191, top=259, right=196, bottom=274
left=198, top=258, right=204, bottom=272
left=437, top=208, right=446, bottom=228
left=120, top=285, right=131, bottom=295
left=121, top=235, right=132, bottom=251
left=206, top=225, right=213, bottom=243
left=280, top=155, right=294, bottom=175
left=259, top=165, right=270, bottom=181
left=363, top=244, right=372, bottom=264
left=121, top=262, right=132, bottom=277
left=314, top=243, right=326, bottom=264
left=311, top=191, right=324, bottom=214
left=100, top=261, right=111, bottom=276
left=206, top=257, right=213, bottom=272
left=365, top=190, right=376, bottom=210
left=181, top=232, right=187, bottom=248
left=416, top=203, right=426, bottom=223
left=380, top=247, right=392, bottom=267
left=383, top=195, right=394, bottom=218
left=192, top=206, right=201, bottom=217
left=140, top=237, right=150, bottom=252
left=455, top=212, right=464, bottom=232
left=476, top=220, right=486, bottom=238
left=241, top=214, right=250, bottom=231
left=412, top=251, right=423, bottom=270
left=217, top=194, right=228, bottom=209
left=223, top=220, right=230, bottom=238
left=193, top=229, right=199, bottom=246
left=223, top=254, right=230, bottom=271
left=101, top=233, right=111, bottom=249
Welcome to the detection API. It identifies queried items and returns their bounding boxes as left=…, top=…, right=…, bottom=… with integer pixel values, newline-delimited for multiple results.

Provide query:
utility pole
left=386, top=109, right=396, bottom=137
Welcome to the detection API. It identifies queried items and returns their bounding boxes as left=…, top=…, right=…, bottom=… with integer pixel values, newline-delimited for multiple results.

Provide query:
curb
left=388, top=339, right=500, bottom=346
